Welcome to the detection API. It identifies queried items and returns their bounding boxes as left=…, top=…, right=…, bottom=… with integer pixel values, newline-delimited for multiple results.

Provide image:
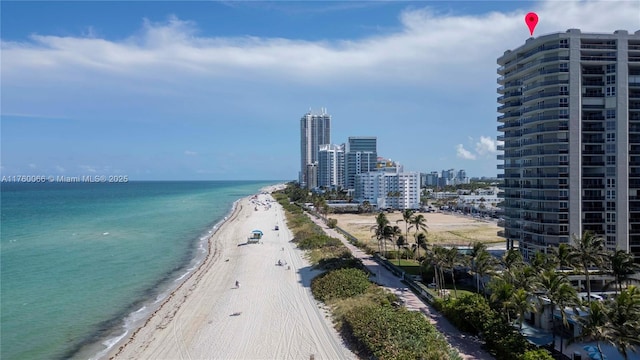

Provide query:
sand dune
left=109, top=191, right=355, bottom=360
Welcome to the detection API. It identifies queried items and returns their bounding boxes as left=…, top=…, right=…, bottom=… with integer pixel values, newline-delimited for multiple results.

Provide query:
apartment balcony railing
left=520, top=43, right=569, bottom=61
left=523, top=79, right=569, bottom=92
left=522, top=68, right=569, bottom=82
left=497, top=112, right=520, bottom=121
left=509, top=56, right=570, bottom=78
left=521, top=115, right=568, bottom=126
left=583, top=116, right=605, bottom=121
left=581, top=56, right=617, bottom=62
left=522, top=103, right=566, bottom=113
left=523, top=91, right=568, bottom=103
left=583, top=80, right=605, bottom=86
left=582, top=126, right=605, bottom=132
left=581, top=44, right=616, bottom=50
left=498, top=102, right=522, bottom=111
left=582, top=68, right=605, bottom=75
left=521, top=126, right=569, bottom=136
left=497, top=92, right=522, bottom=102
left=582, top=93, right=605, bottom=97
left=521, top=138, right=569, bottom=146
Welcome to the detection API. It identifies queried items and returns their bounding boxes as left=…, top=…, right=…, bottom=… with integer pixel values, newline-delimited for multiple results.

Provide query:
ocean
left=0, top=180, right=277, bottom=360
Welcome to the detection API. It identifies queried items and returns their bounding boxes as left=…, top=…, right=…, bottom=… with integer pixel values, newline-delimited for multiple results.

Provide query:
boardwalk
left=307, top=214, right=494, bottom=360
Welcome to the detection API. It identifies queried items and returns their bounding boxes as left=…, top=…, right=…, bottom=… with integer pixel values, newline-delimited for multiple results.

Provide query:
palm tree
left=501, top=248, right=524, bottom=272
left=443, top=247, right=461, bottom=297
left=607, top=250, right=640, bottom=294
left=605, top=285, right=640, bottom=359
left=396, top=209, right=415, bottom=250
left=382, top=225, right=401, bottom=259
left=488, top=276, right=515, bottom=322
left=512, top=288, right=536, bottom=330
left=395, top=235, right=406, bottom=265
left=572, top=300, right=612, bottom=360
left=551, top=243, right=577, bottom=271
left=370, top=212, right=389, bottom=254
left=474, top=250, right=497, bottom=297
left=409, top=214, right=428, bottom=259
left=428, top=246, right=448, bottom=296
left=535, top=269, right=579, bottom=353
left=571, top=231, right=608, bottom=304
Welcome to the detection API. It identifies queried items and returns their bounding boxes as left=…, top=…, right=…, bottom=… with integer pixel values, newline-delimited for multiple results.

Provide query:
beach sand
left=108, top=188, right=355, bottom=360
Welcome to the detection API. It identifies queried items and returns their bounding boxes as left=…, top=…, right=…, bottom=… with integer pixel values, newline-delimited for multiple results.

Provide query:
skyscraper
left=318, top=144, right=345, bottom=189
left=497, top=29, right=640, bottom=260
left=344, top=136, right=377, bottom=191
left=299, top=108, right=331, bottom=188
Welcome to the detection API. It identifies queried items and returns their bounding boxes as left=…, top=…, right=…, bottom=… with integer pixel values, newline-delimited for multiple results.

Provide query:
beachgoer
left=235, top=280, right=240, bottom=288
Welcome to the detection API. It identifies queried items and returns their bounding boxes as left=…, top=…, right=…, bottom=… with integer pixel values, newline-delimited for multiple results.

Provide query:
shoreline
left=89, top=195, right=253, bottom=360
left=105, top=185, right=354, bottom=359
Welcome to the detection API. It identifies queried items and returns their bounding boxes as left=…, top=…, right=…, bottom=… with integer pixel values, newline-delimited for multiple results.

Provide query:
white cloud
left=475, top=136, right=499, bottom=156
left=456, top=144, right=476, bottom=160
left=2, top=1, right=637, bottom=89
left=184, top=150, right=198, bottom=156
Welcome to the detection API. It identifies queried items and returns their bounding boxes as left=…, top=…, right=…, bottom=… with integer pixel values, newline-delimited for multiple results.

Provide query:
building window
left=606, top=189, right=616, bottom=199
left=560, top=39, right=568, bottom=47
left=606, top=86, right=616, bottom=97
left=606, top=155, right=616, bottom=165
left=607, top=133, right=616, bottom=142
left=559, top=109, right=569, bottom=118
left=606, top=75, right=616, bottom=85
left=607, top=201, right=616, bottom=211
left=607, top=224, right=616, bottom=233
left=606, top=212, right=616, bottom=222
left=606, top=143, right=616, bottom=153
left=606, top=64, right=616, bottom=73
left=560, top=98, right=568, bottom=106
left=560, top=63, right=568, bottom=70
left=560, top=225, right=568, bottom=233
left=607, top=167, right=616, bottom=176
left=559, top=213, right=568, bottom=220
left=560, top=86, right=568, bottom=95
left=606, top=121, right=616, bottom=130
left=560, top=201, right=568, bottom=209
left=606, top=109, right=616, bottom=119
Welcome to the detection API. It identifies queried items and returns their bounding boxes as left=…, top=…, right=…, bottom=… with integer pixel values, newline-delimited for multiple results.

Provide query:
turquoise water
left=0, top=181, right=277, bottom=360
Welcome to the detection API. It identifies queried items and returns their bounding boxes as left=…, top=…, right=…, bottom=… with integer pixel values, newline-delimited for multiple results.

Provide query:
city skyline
left=2, top=1, right=638, bottom=180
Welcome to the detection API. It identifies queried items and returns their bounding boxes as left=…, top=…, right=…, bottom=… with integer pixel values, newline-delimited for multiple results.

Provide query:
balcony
left=582, top=68, right=605, bottom=75
left=523, top=79, right=570, bottom=92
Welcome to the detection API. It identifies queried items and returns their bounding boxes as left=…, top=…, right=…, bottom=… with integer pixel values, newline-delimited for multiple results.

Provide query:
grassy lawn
left=425, top=286, right=475, bottom=299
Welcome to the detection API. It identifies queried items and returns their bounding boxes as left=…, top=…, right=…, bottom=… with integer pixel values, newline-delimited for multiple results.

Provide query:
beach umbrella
left=583, top=345, right=607, bottom=360
left=251, top=230, right=263, bottom=235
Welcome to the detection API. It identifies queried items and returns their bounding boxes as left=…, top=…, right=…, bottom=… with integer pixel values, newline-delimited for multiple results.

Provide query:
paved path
left=308, top=214, right=494, bottom=360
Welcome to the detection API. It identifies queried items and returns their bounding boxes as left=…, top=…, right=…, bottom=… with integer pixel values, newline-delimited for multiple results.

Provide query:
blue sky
left=1, top=1, right=638, bottom=181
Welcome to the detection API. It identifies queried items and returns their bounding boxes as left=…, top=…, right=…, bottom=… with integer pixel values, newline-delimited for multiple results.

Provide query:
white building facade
left=355, top=171, right=420, bottom=210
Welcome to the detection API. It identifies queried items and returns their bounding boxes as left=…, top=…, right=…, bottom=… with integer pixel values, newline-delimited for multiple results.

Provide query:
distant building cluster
left=299, top=109, right=420, bottom=210
left=420, top=169, right=470, bottom=188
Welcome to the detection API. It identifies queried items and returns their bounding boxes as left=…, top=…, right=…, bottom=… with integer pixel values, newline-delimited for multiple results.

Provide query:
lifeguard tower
left=247, top=229, right=263, bottom=244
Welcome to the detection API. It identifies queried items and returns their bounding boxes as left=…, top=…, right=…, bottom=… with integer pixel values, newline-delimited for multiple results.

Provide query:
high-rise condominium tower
left=344, top=136, right=377, bottom=191
left=299, top=108, right=331, bottom=188
left=497, top=29, right=640, bottom=261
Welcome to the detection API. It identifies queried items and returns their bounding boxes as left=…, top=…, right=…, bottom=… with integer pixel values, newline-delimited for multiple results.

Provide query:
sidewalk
left=307, top=214, right=494, bottom=360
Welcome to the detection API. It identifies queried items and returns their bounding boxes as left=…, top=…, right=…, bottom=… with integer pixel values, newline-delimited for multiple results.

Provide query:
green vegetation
left=434, top=294, right=534, bottom=359
left=275, top=184, right=460, bottom=359
left=311, top=268, right=371, bottom=302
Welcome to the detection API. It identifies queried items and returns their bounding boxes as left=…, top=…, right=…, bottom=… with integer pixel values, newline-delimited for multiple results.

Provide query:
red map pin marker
left=525, top=12, right=539, bottom=36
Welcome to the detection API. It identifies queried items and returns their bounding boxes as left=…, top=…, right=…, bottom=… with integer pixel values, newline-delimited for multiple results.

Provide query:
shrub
left=327, top=218, right=338, bottom=228
left=311, top=268, right=371, bottom=302
left=518, top=349, right=553, bottom=360
left=343, top=304, right=452, bottom=360
left=297, top=234, right=342, bottom=250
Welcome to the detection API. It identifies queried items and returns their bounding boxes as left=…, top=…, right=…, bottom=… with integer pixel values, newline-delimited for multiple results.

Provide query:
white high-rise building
left=355, top=170, right=420, bottom=210
left=344, top=137, right=377, bottom=191
left=318, top=144, right=345, bottom=189
left=300, top=109, right=331, bottom=188
left=497, top=29, right=640, bottom=260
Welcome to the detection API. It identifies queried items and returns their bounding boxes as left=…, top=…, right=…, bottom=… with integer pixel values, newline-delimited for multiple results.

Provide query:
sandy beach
left=108, top=188, right=355, bottom=360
